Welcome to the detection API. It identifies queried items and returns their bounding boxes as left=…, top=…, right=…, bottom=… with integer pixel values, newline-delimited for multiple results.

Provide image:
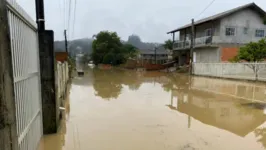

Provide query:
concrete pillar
left=178, top=52, right=182, bottom=66
left=38, top=30, right=59, bottom=134
left=0, top=0, right=18, bottom=149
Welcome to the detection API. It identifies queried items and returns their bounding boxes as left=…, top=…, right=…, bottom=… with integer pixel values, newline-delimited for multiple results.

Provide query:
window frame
left=225, top=27, right=236, bottom=36
left=255, top=29, right=265, bottom=38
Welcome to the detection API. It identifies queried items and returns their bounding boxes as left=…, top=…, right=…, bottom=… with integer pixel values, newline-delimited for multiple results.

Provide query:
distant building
left=168, top=3, right=266, bottom=66
left=139, top=46, right=169, bottom=64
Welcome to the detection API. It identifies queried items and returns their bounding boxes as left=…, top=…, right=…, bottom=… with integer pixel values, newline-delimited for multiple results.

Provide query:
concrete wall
left=220, top=8, right=266, bottom=43
left=195, top=20, right=220, bottom=38
left=178, top=8, right=266, bottom=44
left=193, top=47, right=220, bottom=63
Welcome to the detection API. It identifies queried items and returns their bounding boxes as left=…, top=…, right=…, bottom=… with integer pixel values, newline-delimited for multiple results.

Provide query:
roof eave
left=167, top=3, right=266, bottom=35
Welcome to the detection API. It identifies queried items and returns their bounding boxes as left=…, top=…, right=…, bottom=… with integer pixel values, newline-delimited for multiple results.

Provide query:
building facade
left=139, top=48, right=169, bottom=64
left=168, top=3, right=266, bottom=65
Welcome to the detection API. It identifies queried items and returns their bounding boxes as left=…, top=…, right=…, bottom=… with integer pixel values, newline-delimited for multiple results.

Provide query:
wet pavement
left=39, top=68, right=266, bottom=150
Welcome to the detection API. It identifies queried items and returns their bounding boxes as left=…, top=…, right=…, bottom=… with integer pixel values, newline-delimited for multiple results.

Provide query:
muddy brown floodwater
left=38, top=68, right=266, bottom=150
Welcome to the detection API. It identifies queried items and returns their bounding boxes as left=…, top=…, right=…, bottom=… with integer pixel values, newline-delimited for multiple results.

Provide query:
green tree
left=91, top=31, right=138, bottom=65
left=163, top=39, right=173, bottom=50
left=233, top=38, right=266, bottom=80
left=91, top=31, right=123, bottom=65
left=122, top=44, right=138, bottom=59
left=237, top=39, right=266, bottom=62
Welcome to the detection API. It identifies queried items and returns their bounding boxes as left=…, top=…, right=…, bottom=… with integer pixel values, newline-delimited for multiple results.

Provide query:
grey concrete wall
left=194, top=47, right=220, bottom=63
left=179, top=21, right=220, bottom=41
left=195, top=20, right=220, bottom=38
left=39, top=31, right=58, bottom=134
left=220, top=8, right=266, bottom=43
left=178, top=8, right=266, bottom=44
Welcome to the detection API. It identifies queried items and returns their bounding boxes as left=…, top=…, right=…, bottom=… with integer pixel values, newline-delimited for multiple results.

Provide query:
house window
left=255, top=29, right=264, bottom=37
left=243, top=27, right=248, bottom=34
left=225, top=27, right=236, bottom=36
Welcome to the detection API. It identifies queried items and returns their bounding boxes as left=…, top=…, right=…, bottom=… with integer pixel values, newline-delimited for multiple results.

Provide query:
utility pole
left=64, top=30, right=68, bottom=53
left=35, top=0, right=58, bottom=134
left=189, top=19, right=195, bottom=75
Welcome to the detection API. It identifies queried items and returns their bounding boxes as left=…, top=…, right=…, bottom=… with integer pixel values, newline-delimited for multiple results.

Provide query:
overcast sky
left=16, top=0, right=266, bottom=42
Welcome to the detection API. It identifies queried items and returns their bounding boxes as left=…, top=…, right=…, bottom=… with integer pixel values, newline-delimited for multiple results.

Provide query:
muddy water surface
left=39, top=68, right=266, bottom=150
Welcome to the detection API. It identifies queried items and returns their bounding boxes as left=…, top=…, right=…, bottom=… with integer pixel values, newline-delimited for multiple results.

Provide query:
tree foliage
left=91, top=31, right=137, bottom=65
left=234, top=38, right=266, bottom=62
left=232, top=38, right=266, bottom=80
left=163, top=39, right=173, bottom=50
left=122, top=44, right=138, bottom=59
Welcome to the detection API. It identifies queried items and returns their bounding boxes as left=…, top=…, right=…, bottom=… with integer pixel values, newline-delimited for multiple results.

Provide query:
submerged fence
left=56, top=61, right=69, bottom=108
left=193, top=63, right=266, bottom=81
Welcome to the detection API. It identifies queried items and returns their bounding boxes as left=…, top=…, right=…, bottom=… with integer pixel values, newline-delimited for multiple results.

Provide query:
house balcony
left=173, top=36, right=220, bottom=50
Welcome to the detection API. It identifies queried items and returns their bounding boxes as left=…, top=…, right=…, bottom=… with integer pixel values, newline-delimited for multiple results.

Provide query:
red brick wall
left=221, top=47, right=239, bottom=62
left=55, top=52, right=68, bottom=62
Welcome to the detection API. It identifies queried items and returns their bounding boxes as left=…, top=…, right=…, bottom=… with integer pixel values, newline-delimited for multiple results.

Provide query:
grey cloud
left=16, top=0, right=266, bottom=42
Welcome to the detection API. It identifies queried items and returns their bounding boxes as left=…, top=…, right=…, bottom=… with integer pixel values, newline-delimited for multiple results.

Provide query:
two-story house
left=139, top=46, right=169, bottom=64
left=167, top=3, right=266, bottom=66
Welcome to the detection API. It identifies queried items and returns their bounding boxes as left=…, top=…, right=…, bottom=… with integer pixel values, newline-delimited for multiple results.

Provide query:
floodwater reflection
left=39, top=68, right=266, bottom=150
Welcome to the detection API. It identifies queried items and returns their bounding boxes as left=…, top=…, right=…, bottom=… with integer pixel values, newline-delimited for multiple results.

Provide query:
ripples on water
left=39, top=68, right=266, bottom=150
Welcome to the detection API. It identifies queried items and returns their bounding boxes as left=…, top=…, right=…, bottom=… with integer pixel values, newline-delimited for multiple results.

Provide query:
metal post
left=0, top=0, right=18, bottom=149
left=35, top=0, right=45, bottom=31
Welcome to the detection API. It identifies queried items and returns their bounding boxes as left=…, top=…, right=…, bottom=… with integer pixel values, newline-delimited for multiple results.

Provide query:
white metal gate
left=6, top=0, right=43, bottom=150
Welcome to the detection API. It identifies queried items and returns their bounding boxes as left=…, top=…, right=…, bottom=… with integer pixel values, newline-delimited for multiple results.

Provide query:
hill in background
left=54, top=35, right=162, bottom=57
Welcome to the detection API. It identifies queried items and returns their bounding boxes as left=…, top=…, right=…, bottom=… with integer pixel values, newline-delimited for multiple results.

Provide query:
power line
left=63, top=0, right=67, bottom=29
left=67, top=0, right=72, bottom=31
left=72, top=0, right=77, bottom=40
left=196, top=0, right=216, bottom=19
left=59, top=0, right=64, bottom=28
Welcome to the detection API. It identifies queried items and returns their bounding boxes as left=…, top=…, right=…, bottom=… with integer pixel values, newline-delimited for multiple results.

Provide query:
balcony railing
left=174, top=36, right=219, bottom=50
left=173, top=40, right=191, bottom=49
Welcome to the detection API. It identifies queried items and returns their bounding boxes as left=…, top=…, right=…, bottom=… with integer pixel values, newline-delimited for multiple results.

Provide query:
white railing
left=193, top=63, right=266, bottom=81
left=173, top=40, right=190, bottom=49
left=194, top=36, right=212, bottom=46
left=174, top=36, right=221, bottom=50
left=56, top=61, right=69, bottom=102
left=6, top=0, right=43, bottom=150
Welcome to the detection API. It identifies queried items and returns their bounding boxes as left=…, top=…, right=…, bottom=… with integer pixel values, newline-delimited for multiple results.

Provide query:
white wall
left=194, top=47, right=220, bottom=63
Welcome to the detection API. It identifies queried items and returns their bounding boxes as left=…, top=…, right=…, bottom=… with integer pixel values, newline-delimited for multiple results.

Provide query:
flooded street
left=39, top=68, right=266, bottom=150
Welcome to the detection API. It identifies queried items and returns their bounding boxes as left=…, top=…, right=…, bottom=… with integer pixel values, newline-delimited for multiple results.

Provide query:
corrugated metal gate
left=6, top=0, right=43, bottom=150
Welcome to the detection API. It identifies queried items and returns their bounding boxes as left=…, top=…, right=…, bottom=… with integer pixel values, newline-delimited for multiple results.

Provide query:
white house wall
left=194, top=47, right=220, bottom=63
